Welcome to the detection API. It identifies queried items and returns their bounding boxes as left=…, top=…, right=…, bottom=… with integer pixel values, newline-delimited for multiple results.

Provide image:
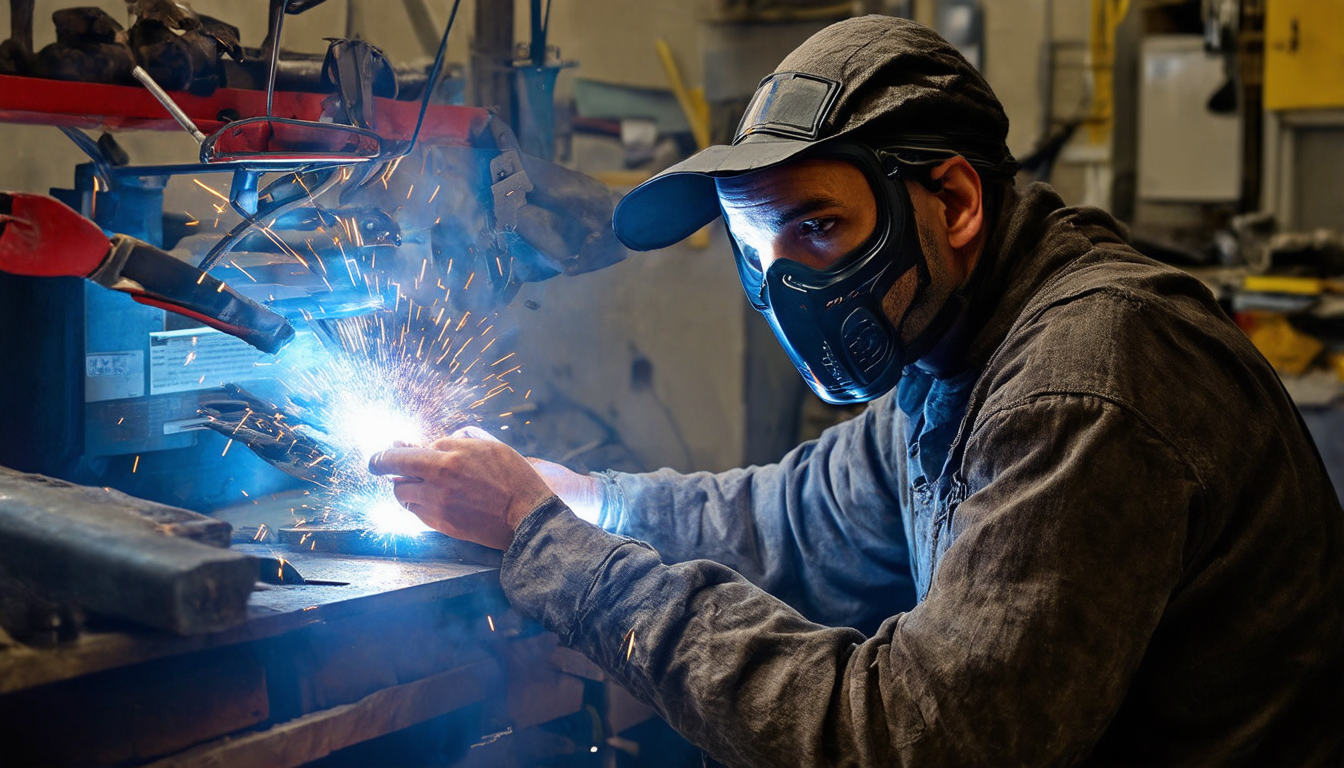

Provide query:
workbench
left=0, top=544, right=653, bottom=767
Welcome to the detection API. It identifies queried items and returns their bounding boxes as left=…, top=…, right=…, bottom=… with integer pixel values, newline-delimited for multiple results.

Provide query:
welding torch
left=0, top=192, right=294, bottom=354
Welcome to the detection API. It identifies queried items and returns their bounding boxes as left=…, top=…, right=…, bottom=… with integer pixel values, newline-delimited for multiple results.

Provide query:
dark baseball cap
left=611, top=15, right=1017, bottom=252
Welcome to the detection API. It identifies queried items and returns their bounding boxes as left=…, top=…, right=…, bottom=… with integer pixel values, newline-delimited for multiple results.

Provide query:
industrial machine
left=0, top=3, right=644, bottom=765
left=0, top=0, right=622, bottom=515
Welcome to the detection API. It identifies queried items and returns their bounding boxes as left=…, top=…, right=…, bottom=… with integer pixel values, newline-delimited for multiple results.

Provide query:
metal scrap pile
left=0, top=0, right=445, bottom=98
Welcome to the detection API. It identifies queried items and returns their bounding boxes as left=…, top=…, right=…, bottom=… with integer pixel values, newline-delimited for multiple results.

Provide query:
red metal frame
left=0, top=74, right=489, bottom=146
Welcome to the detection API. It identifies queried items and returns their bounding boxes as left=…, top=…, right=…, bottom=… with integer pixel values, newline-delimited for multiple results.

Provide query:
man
left=370, top=16, right=1344, bottom=766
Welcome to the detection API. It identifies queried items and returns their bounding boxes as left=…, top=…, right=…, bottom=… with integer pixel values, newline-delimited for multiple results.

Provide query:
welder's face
left=717, top=159, right=879, bottom=273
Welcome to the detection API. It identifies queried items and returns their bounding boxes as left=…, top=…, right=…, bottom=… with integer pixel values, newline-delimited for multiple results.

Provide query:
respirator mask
left=728, top=141, right=956, bottom=405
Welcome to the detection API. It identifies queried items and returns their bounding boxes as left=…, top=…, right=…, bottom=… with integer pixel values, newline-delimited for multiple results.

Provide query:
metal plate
left=277, top=527, right=502, bottom=566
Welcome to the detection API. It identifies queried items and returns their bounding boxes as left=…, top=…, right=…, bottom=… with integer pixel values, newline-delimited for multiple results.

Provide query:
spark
left=271, top=309, right=514, bottom=534
left=486, top=615, right=495, bottom=632
left=428, top=184, right=440, bottom=204
left=184, top=350, right=197, bottom=366
left=132, top=455, right=140, bottom=473
left=229, top=261, right=258, bottom=282
left=117, top=417, right=126, bottom=425
left=222, top=438, right=233, bottom=456
left=192, top=178, right=229, bottom=203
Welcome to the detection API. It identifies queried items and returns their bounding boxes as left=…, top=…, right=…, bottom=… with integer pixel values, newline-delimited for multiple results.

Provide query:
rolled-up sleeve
left=501, top=393, right=1196, bottom=767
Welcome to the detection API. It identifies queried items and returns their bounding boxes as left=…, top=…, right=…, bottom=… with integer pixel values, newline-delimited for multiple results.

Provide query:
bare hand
left=449, top=427, right=604, bottom=523
left=367, top=427, right=555, bottom=550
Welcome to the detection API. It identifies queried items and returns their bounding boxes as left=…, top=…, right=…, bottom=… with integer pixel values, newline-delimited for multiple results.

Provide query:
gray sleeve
left=500, top=394, right=1194, bottom=767
left=597, top=391, right=915, bottom=631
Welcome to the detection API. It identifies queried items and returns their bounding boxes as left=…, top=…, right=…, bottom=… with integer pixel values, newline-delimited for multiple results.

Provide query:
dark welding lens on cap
left=735, top=72, right=842, bottom=143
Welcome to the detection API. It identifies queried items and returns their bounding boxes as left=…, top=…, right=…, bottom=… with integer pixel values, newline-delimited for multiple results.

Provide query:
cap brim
left=612, top=134, right=817, bottom=251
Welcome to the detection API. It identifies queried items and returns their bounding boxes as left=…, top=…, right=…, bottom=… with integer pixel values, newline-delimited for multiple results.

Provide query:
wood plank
left=0, top=645, right=268, bottom=765
left=0, top=552, right=498, bottom=695
left=144, top=658, right=503, bottom=768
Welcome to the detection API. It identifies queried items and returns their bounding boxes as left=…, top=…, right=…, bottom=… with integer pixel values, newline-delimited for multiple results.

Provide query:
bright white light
left=364, top=491, right=432, bottom=535
left=333, top=398, right=426, bottom=461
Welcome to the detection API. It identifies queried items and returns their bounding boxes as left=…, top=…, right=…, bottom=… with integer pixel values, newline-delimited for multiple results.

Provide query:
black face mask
left=728, top=142, right=952, bottom=405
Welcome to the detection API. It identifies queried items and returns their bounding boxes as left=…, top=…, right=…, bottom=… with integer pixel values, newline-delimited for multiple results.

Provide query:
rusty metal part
left=0, top=467, right=255, bottom=636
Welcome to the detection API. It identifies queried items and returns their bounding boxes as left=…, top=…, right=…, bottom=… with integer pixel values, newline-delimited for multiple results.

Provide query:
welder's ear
left=926, top=156, right=984, bottom=251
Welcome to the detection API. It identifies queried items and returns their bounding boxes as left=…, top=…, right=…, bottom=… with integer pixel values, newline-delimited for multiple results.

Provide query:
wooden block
left=0, top=645, right=268, bottom=765
left=501, top=632, right=587, bottom=729
left=548, top=645, right=605, bottom=681
left=606, top=681, right=656, bottom=735
left=0, top=468, right=256, bottom=635
left=142, top=658, right=502, bottom=768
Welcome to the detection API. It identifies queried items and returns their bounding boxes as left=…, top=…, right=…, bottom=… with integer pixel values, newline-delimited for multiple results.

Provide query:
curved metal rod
left=203, top=0, right=462, bottom=273
left=197, top=167, right=343, bottom=273
left=396, top=0, right=463, bottom=158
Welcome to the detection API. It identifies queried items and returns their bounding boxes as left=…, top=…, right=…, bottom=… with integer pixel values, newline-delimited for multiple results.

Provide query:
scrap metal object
left=0, top=467, right=256, bottom=636
left=255, top=555, right=306, bottom=585
left=198, top=384, right=341, bottom=487
left=0, top=0, right=36, bottom=75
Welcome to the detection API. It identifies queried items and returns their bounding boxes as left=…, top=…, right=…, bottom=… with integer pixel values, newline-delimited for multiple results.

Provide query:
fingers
left=366, top=446, right=441, bottom=479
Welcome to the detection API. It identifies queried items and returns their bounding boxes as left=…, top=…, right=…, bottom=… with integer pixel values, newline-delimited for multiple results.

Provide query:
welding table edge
left=141, top=656, right=503, bottom=768
left=0, top=545, right=502, bottom=695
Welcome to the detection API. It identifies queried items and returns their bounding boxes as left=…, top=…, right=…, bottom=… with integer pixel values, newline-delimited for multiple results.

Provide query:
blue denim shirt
left=897, top=367, right=976, bottom=600
left=500, top=184, right=1344, bottom=767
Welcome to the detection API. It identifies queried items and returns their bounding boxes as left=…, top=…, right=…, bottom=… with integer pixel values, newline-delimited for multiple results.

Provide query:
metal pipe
left=266, top=0, right=289, bottom=118
left=131, top=66, right=207, bottom=144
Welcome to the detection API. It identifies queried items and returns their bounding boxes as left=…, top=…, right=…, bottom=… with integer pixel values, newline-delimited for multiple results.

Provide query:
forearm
left=592, top=395, right=915, bottom=631
left=502, top=396, right=1195, bottom=768
left=503, top=498, right=925, bottom=768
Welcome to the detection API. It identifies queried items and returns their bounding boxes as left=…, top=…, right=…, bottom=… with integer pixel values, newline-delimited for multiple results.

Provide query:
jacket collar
left=957, top=182, right=1130, bottom=371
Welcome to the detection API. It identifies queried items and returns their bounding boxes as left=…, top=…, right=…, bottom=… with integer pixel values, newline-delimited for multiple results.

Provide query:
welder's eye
left=797, top=218, right=837, bottom=241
